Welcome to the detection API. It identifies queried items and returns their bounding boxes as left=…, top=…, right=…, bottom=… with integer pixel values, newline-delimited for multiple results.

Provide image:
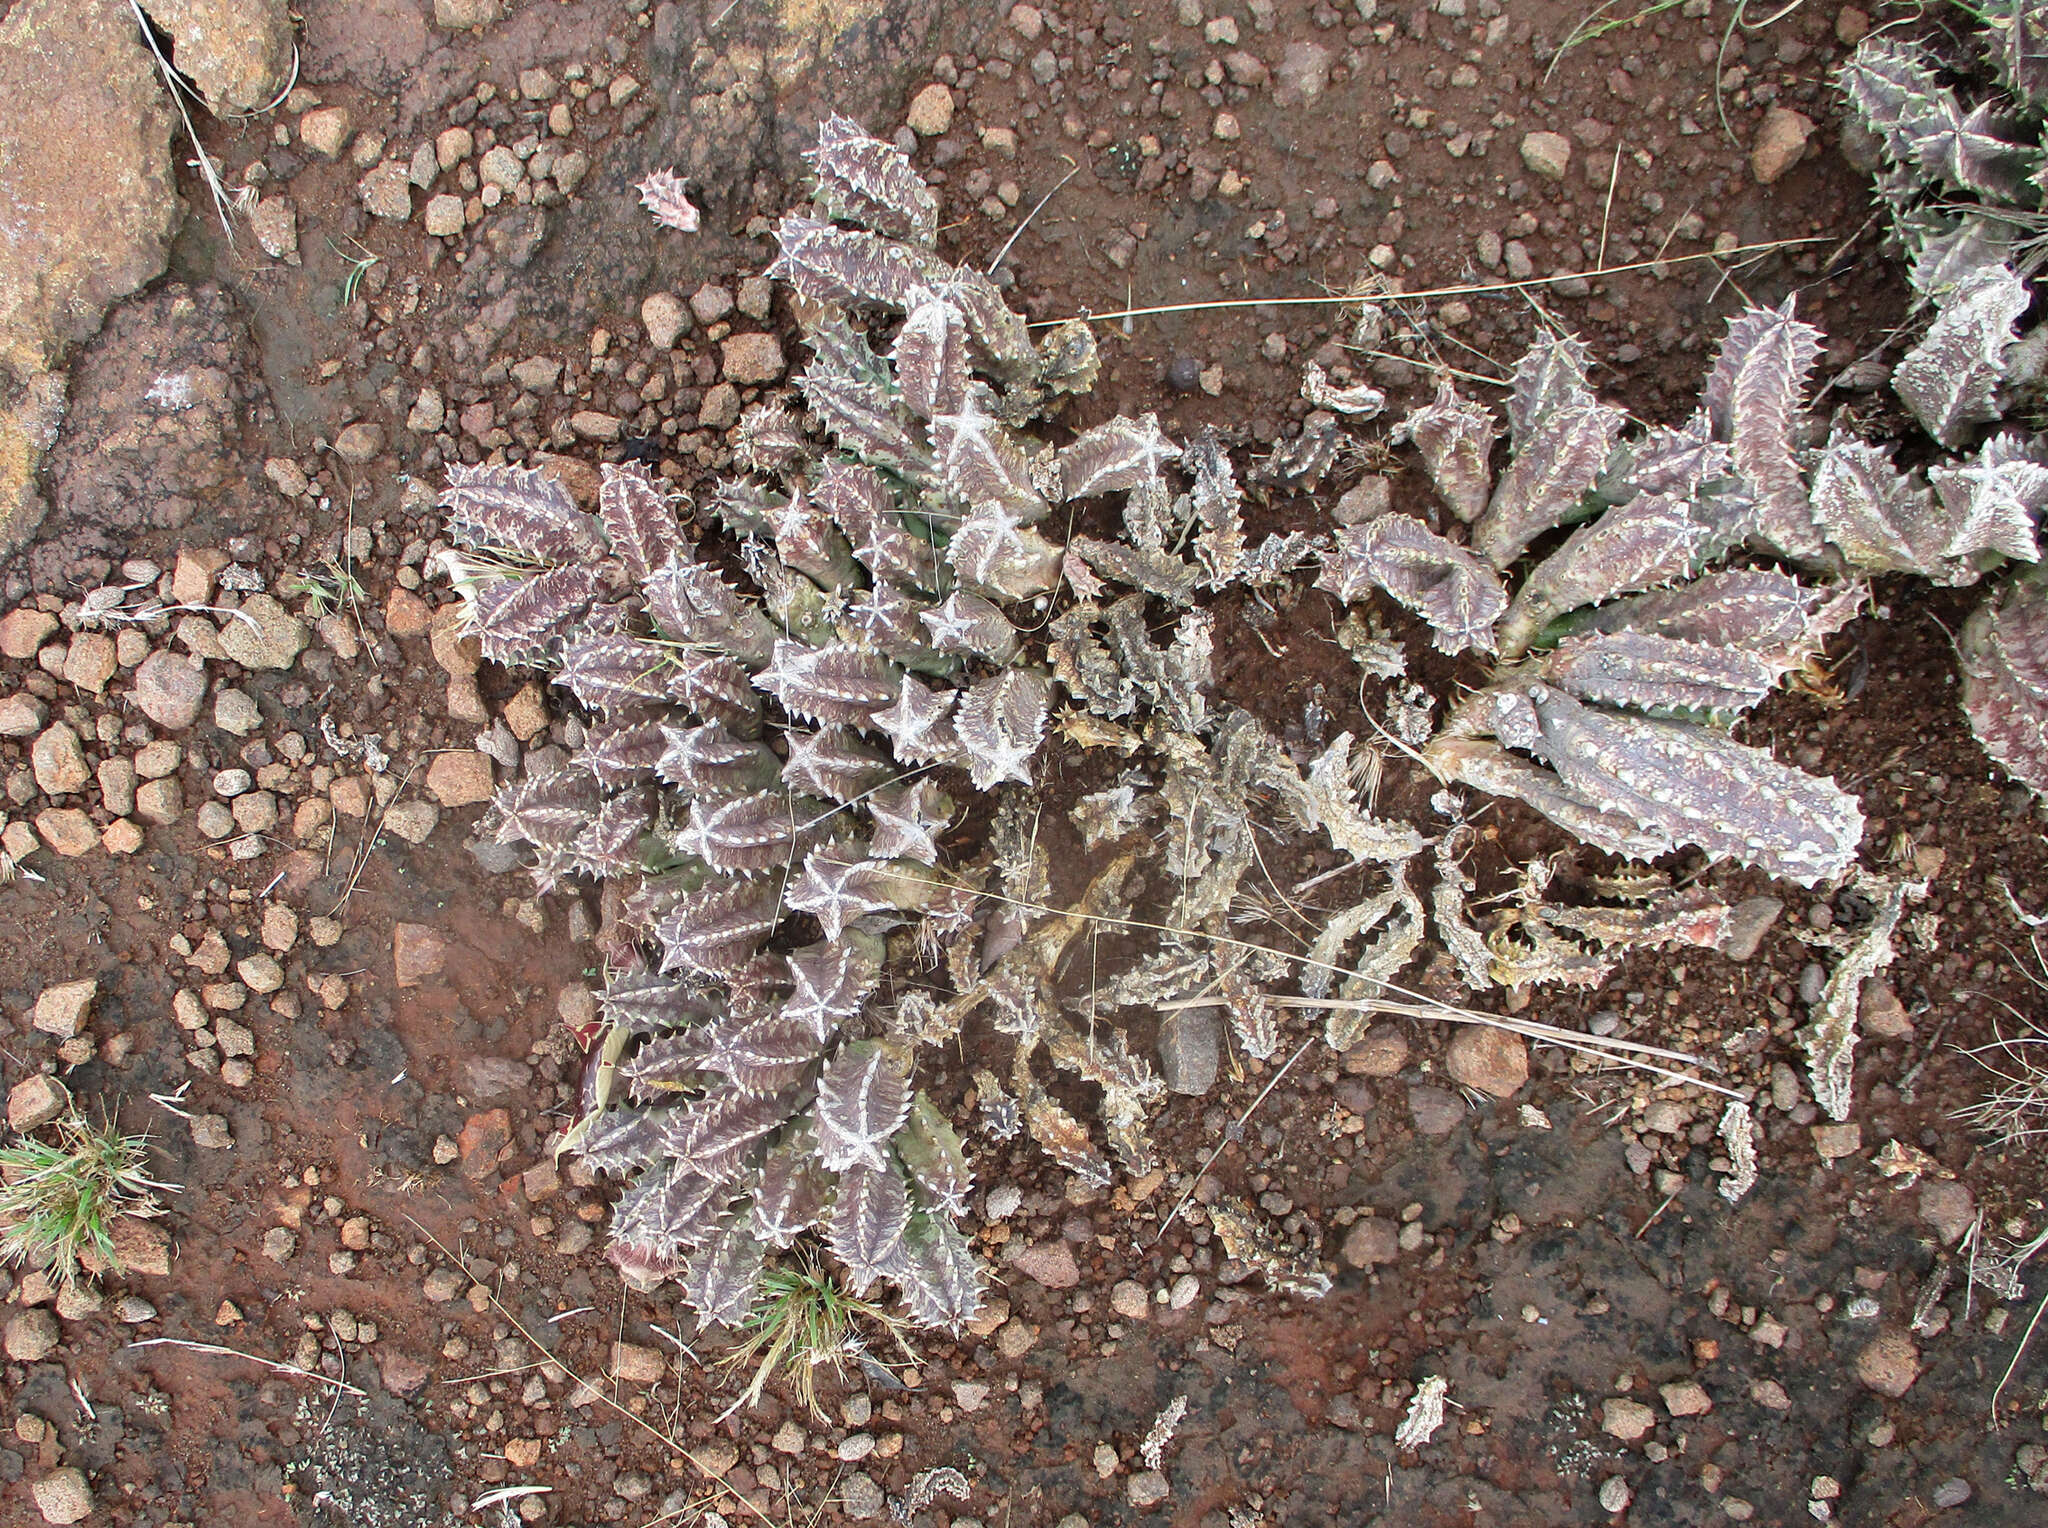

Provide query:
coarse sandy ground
left=0, top=1, right=2045, bottom=1525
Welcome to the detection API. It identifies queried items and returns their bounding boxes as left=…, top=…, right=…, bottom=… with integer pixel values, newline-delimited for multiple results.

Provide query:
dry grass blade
left=1030, top=239, right=1825, bottom=328
left=124, top=1337, right=365, bottom=1396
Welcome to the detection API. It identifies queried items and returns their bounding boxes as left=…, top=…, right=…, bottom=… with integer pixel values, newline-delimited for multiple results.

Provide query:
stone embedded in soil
left=31, top=722, right=90, bottom=796
left=1341, top=1216, right=1399, bottom=1270
left=383, top=799, right=440, bottom=844
left=31, top=1466, right=93, bottom=1526
left=1919, top=1179, right=1975, bottom=1246
left=1110, top=1280, right=1151, bottom=1321
left=611, top=1341, right=668, bottom=1383
left=393, top=922, right=448, bottom=987
left=434, top=0, right=501, bottom=26
left=378, top=1350, right=430, bottom=1395
left=7, top=1074, right=70, bottom=1131
left=0, top=692, right=49, bottom=737
left=1660, top=1380, right=1712, bottom=1417
left=132, top=647, right=211, bottom=729
left=100, top=1216, right=170, bottom=1277
left=359, top=160, right=412, bottom=221
left=426, top=749, right=494, bottom=806
left=1811, top=1122, right=1861, bottom=1161
left=1342, top=1023, right=1408, bottom=1077
left=424, top=194, right=465, bottom=237
left=841, top=1471, right=884, bottom=1519
left=1445, top=1027, right=1528, bottom=1098
left=720, top=332, right=786, bottom=385
left=34, top=808, right=98, bottom=857
left=1157, top=1006, right=1221, bottom=1095
left=1751, top=107, right=1816, bottom=186
left=1601, top=1397, right=1657, bottom=1442
left=298, top=104, right=352, bottom=157
left=1854, top=1333, right=1921, bottom=1397
left=1128, top=1470, right=1170, bottom=1508
left=1407, top=1085, right=1463, bottom=1135
left=251, top=198, right=297, bottom=261
left=1519, top=131, right=1572, bottom=181
left=905, top=82, right=955, bottom=136
left=191, top=1113, right=233, bottom=1150
left=641, top=291, right=689, bottom=349
left=0, top=607, right=58, bottom=658
left=422, top=1267, right=464, bottom=1301
left=32, top=978, right=96, bottom=1038
left=217, top=594, right=307, bottom=670
left=1011, top=1239, right=1081, bottom=1289
left=385, top=586, right=434, bottom=637
left=4, top=1307, right=59, bottom=1362
left=261, top=1228, right=296, bottom=1262
left=1861, top=980, right=1913, bottom=1038
left=464, top=1055, right=533, bottom=1100
left=458, top=1107, right=512, bottom=1178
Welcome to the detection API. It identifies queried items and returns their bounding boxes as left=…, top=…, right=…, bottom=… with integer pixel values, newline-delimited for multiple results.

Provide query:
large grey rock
left=138, top=0, right=295, bottom=114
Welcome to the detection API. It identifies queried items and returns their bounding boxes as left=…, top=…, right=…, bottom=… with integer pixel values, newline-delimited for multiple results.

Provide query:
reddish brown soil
left=2, top=3, right=2045, bottom=1527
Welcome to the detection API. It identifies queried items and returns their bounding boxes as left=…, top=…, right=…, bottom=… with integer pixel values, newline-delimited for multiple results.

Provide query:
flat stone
left=953, top=1379, right=990, bottom=1412
left=1919, top=1179, right=1975, bottom=1246
left=458, top=1107, right=511, bottom=1177
left=841, top=1473, right=884, bottom=1520
left=33, top=978, right=96, bottom=1037
left=63, top=632, right=116, bottom=693
left=0, top=607, right=58, bottom=658
left=611, top=1341, right=668, bottom=1383
left=383, top=799, right=440, bottom=844
left=1157, top=1006, right=1220, bottom=1095
left=720, top=332, right=785, bottom=385
left=32, top=1466, right=93, bottom=1525
left=905, top=82, right=955, bottom=136
left=7, top=1074, right=70, bottom=1131
left=385, top=586, right=435, bottom=636
left=1011, top=1239, right=1081, bottom=1289
left=379, top=1350, right=430, bottom=1395
left=1127, top=1470, right=1170, bottom=1509
left=1445, top=1027, right=1528, bottom=1099
left=1717, top=896, right=1783, bottom=961
left=0, top=693, right=49, bottom=737
left=1813, top=1122, right=1862, bottom=1161
left=358, top=160, right=412, bottom=220
left=1751, top=107, right=1815, bottom=186
left=1110, top=1280, right=1151, bottom=1321
left=641, top=291, right=689, bottom=348
left=422, top=1267, right=463, bottom=1301
left=31, top=722, right=90, bottom=795
left=1342, top=1023, right=1409, bottom=1077
left=434, top=0, right=502, bottom=25
left=213, top=686, right=261, bottom=735
left=426, top=749, right=494, bottom=806
left=104, top=1215, right=170, bottom=1276
left=393, top=923, right=447, bottom=988
left=5, top=1307, right=59, bottom=1361
left=191, top=1113, right=232, bottom=1149
left=298, top=104, right=352, bottom=156
left=1520, top=130, right=1572, bottom=180
left=1660, top=1379, right=1712, bottom=1416
left=424, top=192, right=466, bottom=237
left=1601, top=1397, right=1657, bottom=1442
left=1407, top=1084, right=1464, bottom=1135
left=1861, top=980, right=1913, bottom=1038
left=463, top=1055, right=532, bottom=1100
left=1341, top=1217, right=1399, bottom=1269
left=217, top=594, right=307, bottom=670
left=333, top=422, right=383, bottom=464
left=1854, top=1333, right=1921, bottom=1397
left=34, top=808, right=98, bottom=856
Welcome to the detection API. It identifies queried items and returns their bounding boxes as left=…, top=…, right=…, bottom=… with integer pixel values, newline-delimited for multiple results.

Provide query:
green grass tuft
left=0, top=1111, right=174, bottom=1287
left=716, top=1250, right=917, bottom=1419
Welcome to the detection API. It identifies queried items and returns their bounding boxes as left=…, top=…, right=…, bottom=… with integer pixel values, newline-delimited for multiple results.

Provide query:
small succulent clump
left=1836, top=19, right=2048, bottom=792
